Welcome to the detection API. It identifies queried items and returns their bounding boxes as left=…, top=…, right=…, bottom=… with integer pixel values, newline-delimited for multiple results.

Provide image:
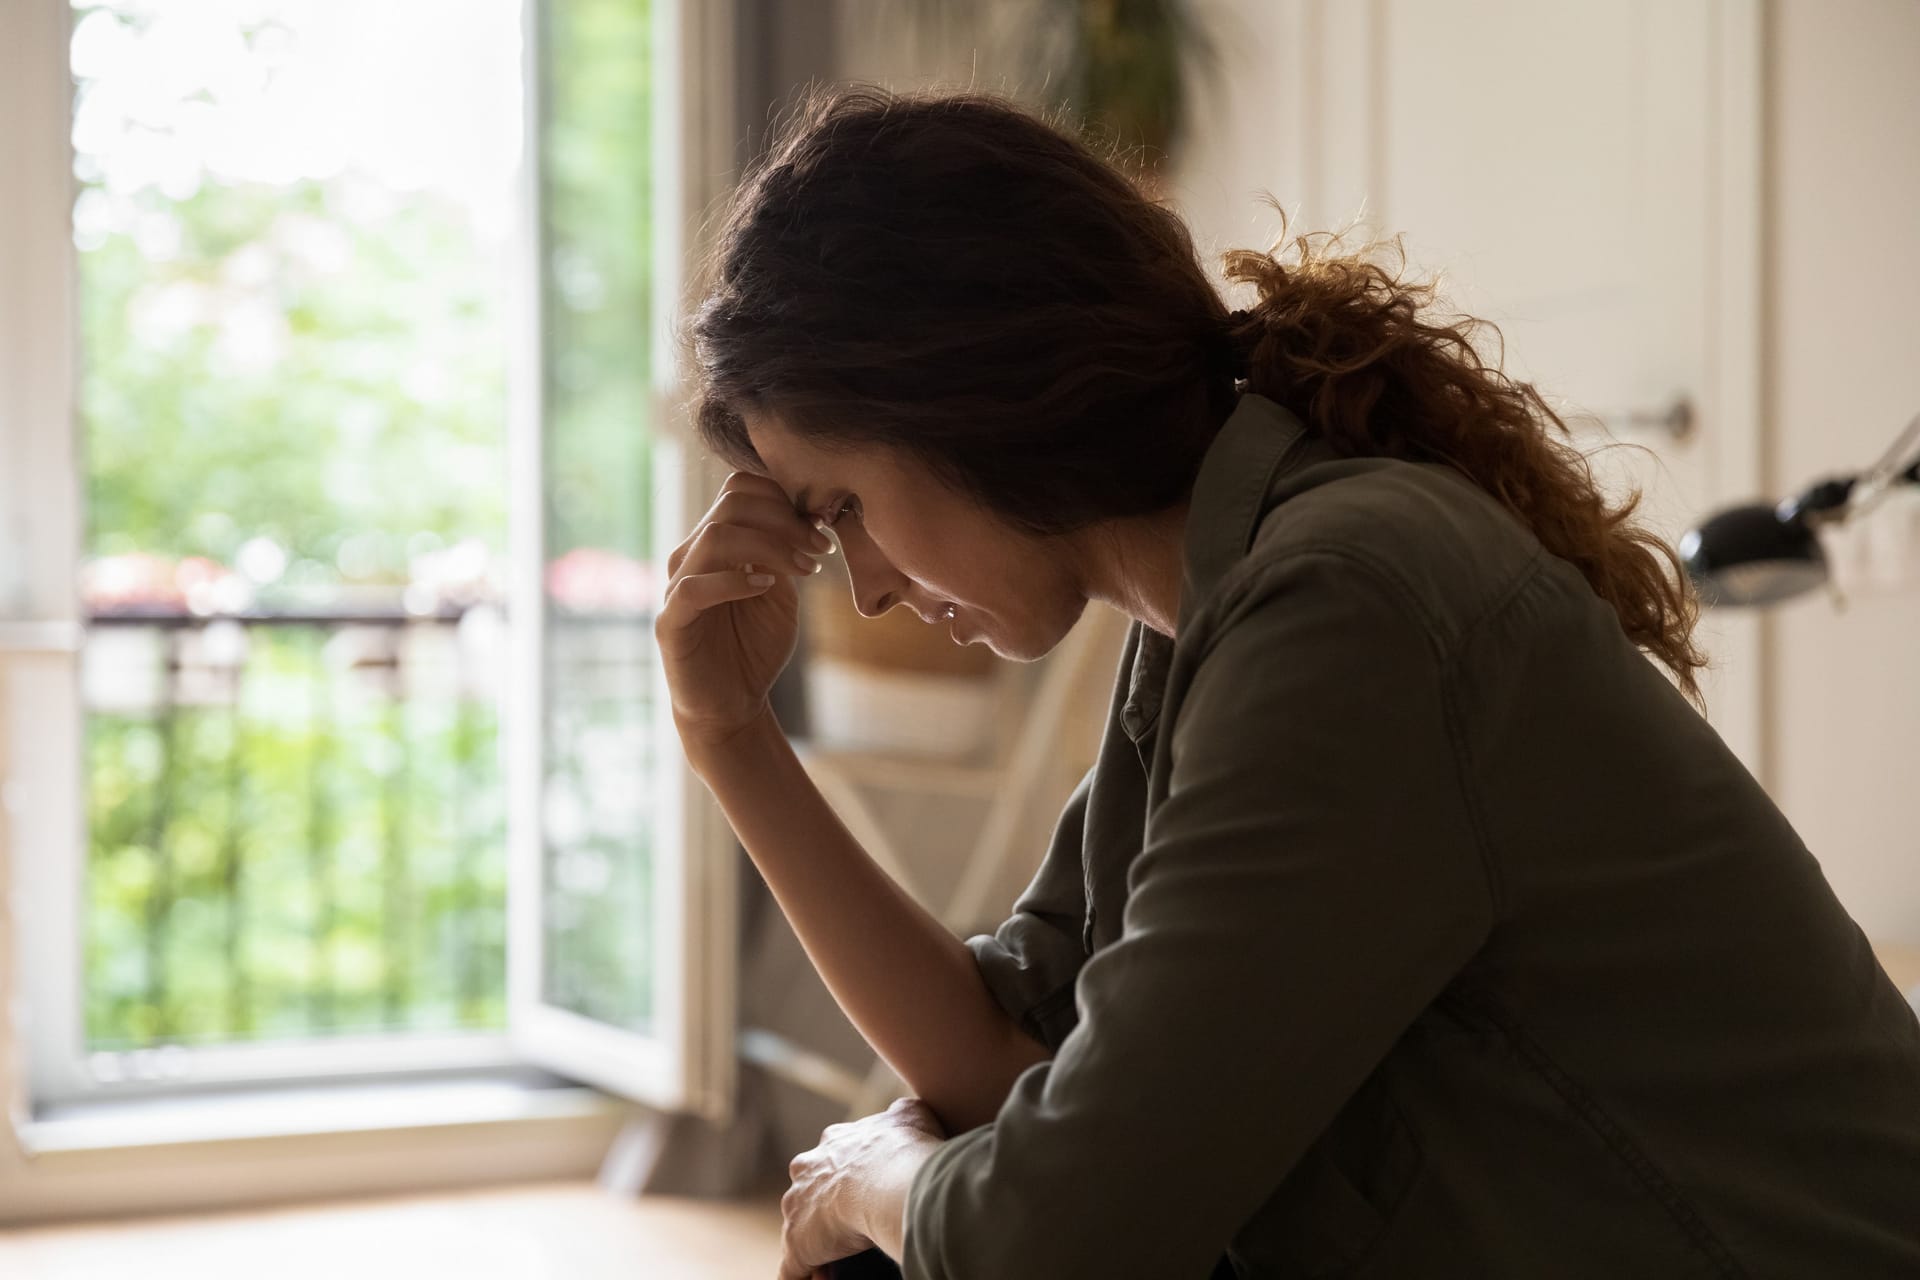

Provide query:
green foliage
left=542, top=0, right=656, bottom=560
left=77, top=0, right=660, bottom=1056
left=84, top=629, right=508, bottom=1048
left=81, top=178, right=509, bottom=587
left=534, top=0, right=659, bottom=1031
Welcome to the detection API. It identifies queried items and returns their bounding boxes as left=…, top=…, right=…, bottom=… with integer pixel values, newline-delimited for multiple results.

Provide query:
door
left=1182, top=2, right=1766, bottom=771
left=1175, top=0, right=1766, bottom=778
left=1370, top=0, right=1767, bottom=774
left=505, top=0, right=739, bottom=1122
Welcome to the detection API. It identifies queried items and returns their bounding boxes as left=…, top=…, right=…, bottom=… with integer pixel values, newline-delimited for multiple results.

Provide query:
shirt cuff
left=898, top=1122, right=996, bottom=1280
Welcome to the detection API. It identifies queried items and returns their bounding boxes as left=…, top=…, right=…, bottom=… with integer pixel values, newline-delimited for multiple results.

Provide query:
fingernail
left=808, top=527, right=832, bottom=552
left=790, top=549, right=818, bottom=571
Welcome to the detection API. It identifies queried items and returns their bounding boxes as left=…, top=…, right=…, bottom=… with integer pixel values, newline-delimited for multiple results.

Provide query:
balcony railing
left=81, top=603, right=508, bottom=1054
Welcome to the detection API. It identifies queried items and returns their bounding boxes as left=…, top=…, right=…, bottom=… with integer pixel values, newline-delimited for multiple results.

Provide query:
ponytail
left=1215, top=207, right=1710, bottom=711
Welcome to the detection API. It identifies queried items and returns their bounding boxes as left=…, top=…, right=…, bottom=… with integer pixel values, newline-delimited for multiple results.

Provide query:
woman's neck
left=1073, top=501, right=1188, bottom=640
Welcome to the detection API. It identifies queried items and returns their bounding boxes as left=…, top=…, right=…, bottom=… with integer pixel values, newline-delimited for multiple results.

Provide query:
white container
left=804, top=657, right=998, bottom=760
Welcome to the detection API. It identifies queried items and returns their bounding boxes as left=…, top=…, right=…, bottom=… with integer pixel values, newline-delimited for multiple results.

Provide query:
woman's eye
left=826, top=495, right=859, bottom=526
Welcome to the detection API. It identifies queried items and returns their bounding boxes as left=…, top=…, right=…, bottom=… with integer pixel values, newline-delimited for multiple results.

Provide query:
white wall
left=1766, top=0, right=1920, bottom=942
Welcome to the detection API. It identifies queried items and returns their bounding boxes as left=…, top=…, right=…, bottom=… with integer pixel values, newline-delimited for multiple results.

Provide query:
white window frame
left=504, top=0, right=739, bottom=1124
left=2, top=0, right=90, bottom=1118
left=0, top=0, right=738, bottom=1203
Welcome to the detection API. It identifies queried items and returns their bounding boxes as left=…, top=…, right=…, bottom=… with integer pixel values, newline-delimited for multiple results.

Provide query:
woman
left=659, top=85, right=1920, bottom=1279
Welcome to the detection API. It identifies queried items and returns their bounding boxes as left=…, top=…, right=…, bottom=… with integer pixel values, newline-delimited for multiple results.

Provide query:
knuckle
left=681, top=524, right=728, bottom=567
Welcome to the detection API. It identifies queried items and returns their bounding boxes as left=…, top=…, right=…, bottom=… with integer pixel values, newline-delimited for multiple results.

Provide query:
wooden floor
left=0, top=1181, right=787, bottom=1280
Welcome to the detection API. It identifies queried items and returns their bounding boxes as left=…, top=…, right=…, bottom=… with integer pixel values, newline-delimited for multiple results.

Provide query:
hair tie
left=1206, top=309, right=1255, bottom=382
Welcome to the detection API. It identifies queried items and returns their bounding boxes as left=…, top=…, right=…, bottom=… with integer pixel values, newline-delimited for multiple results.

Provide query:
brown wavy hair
left=684, top=83, right=1709, bottom=711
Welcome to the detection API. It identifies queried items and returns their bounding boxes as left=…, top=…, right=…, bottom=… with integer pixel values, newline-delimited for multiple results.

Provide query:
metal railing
left=81, top=603, right=508, bottom=1051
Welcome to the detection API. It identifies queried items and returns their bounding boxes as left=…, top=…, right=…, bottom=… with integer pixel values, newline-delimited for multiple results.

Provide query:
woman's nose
left=843, top=538, right=907, bottom=619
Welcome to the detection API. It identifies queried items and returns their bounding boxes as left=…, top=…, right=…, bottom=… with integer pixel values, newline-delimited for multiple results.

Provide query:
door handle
left=1590, top=395, right=1695, bottom=444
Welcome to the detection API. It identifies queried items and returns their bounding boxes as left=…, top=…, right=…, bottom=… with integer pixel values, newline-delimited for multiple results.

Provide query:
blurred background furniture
left=748, top=601, right=1131, bottom=1123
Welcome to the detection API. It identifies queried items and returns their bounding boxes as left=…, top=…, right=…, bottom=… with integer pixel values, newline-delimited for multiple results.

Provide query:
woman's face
left=741, top=410, right=1092, bottom=662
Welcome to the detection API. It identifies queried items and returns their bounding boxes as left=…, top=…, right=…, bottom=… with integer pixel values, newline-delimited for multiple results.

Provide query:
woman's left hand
left=780, top=1096, right=948, bottom=1280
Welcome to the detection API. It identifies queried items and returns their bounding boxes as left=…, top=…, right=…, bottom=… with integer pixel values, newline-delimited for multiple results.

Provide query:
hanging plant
left=899, top=0, right=1225, bottom=184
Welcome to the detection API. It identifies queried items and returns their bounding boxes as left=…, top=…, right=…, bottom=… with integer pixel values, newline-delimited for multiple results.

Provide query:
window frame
left=1, top=0, right=89, bottom=1119
left=0, top=0, right=739, bottom=1205
left=503, top=0, right=739, bottom=1124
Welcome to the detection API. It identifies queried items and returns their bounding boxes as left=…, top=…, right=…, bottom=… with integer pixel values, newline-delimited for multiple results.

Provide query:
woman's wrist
left=679, top=703, right=783, bottom=779
left=857, top=1136, right=940, bottom=1260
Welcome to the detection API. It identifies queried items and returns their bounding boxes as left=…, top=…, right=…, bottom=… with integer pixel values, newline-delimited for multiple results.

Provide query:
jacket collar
left=1176, top=391, right=1316, bottom=638
left=1118, top=391, right=1319, bottom=744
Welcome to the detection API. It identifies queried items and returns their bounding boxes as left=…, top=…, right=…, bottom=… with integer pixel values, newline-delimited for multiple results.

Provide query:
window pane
left=537, top=0, right=657, bottom=1032
left=72, top=0, right=522, bottom=1060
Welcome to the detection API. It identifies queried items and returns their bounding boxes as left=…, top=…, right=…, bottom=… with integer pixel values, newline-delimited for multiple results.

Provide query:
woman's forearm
left=686, top=708, right=1050, bottom=1135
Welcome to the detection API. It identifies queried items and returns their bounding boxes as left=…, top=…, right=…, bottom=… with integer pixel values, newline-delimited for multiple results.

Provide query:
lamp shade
left=1678, top=501, right=1829, bottom=607
left=1682, top=411, right=1918, bottom=609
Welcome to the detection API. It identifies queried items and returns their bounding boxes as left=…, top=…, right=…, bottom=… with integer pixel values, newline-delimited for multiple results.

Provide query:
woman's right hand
left=656, top=470, right=835, bottom=754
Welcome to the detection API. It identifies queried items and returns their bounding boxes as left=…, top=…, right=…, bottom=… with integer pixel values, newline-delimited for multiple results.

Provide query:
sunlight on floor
left=0, top=1181, right=786, bottom=1280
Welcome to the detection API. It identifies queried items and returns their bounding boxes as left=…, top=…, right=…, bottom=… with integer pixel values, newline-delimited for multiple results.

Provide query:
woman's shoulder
left=1222, top=452, right=1553, bottom=651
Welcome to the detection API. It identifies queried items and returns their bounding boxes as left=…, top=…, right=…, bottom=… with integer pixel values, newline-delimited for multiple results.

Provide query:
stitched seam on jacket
left=1470, top=992, right=1750, bottom=1278
left=1430, top=543, right=1548, bottom=921
left=1335, top=1081, right=1432, bottom=1278
left=1187, top=546, right=1503, bottom=932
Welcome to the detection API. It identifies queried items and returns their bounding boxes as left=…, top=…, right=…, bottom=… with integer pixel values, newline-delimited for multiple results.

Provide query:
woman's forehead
left=745, top=412, right=868, bottom=478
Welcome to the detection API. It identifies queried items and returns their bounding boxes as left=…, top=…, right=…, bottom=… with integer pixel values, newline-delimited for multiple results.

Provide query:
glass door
left=505, top=0, right=736, bottom=1120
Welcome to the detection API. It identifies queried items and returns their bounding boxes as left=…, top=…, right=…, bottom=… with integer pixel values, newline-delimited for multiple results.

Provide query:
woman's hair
left=684, top=83, right=1709, bottom=711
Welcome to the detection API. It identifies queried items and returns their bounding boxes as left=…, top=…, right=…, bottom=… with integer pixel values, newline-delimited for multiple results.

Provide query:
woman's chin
left=961, top=605, right=1077, bottom=663
left=964, top=621, right=1014, bottom=661
left=983, top=622, right=1059, bottom=664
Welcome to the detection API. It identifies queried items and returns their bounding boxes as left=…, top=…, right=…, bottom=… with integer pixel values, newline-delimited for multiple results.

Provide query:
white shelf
left=789, top=739, right=1004, bottom=800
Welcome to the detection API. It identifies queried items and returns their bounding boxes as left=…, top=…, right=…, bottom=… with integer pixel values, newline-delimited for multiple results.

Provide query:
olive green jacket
left=900, top=391, right=1920, bottom=1279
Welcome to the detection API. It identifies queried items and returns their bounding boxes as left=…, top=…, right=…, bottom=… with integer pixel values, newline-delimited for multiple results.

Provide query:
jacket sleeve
left=900, top=551, right=1495, bottom=1279
left=962, top=764, right=1095, bottom=1056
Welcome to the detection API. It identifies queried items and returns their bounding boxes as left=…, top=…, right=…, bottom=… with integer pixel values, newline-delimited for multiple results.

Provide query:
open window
left=0, top=0, right=735, bottom=1130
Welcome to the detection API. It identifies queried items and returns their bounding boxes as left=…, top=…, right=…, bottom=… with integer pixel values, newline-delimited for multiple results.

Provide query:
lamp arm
left=1847, top=408, right=1920, bottom=521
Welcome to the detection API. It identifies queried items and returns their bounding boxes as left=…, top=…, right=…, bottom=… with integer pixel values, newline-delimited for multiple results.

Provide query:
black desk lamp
left=1680, top=409, right=1920, bottom=607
